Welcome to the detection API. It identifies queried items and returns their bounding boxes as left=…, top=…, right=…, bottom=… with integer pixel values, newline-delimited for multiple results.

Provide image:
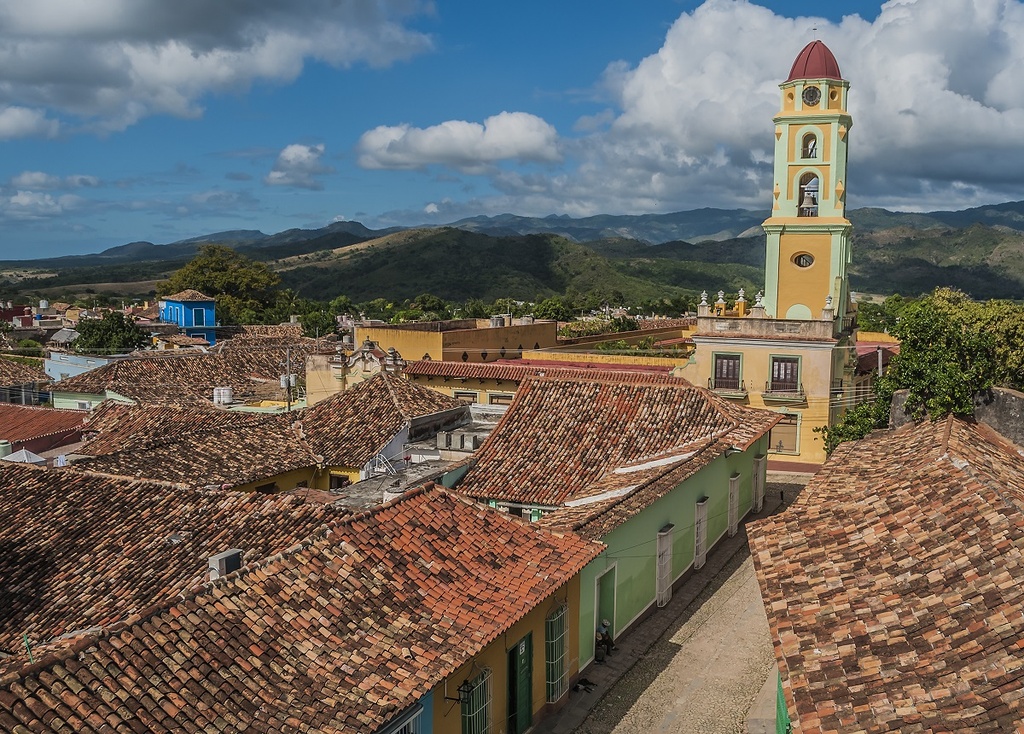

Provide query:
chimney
left=0, top=440, right=12, bottom=459
left=208, top=549, right=243, bottom=580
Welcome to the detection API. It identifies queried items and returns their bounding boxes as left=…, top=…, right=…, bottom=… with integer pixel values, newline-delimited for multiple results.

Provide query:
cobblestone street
left=562, top=481, right=805, bottom=734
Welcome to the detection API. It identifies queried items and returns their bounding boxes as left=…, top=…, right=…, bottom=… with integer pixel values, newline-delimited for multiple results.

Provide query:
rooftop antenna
left=812, top=26, right=818, bottom=40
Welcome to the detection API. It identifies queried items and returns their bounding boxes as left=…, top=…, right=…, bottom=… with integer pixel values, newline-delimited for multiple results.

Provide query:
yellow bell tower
left=762, top=41, right=852, bottom=321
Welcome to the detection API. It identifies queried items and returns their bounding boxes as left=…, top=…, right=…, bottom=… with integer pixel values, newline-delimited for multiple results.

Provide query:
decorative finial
left=755, top=291, right=764, bottom=307
left=716, top=290, right=725, bottom=304
left=737, top=288, right=746, bottom=302
left=825, top=294, right=834, bottom=308
left=700, top=290, right=708, bottom=306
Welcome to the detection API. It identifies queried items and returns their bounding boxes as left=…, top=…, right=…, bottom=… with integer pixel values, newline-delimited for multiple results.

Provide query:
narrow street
left=568, top=482, right=803, bottom=734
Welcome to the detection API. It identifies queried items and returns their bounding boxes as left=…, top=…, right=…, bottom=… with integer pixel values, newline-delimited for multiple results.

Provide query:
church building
left=677, top=41, right=857, bottom=470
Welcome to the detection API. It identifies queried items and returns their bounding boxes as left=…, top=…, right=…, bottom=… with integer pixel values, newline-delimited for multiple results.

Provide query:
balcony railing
left=708, top=377, right=747, bottom=397
left=764, top=380, right=805, bottom=401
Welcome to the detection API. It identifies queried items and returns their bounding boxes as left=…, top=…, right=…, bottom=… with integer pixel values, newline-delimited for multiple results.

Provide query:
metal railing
left=708, top=377, right=746, bottom=393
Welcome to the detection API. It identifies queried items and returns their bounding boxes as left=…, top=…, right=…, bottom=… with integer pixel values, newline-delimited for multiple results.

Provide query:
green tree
left=74, top=312, right=149, bottom=354
left=533, top=296, right=572, bottom=322
left=158, top=245, right=281, bottom=324
left=15, top=339, right=44, bottom=357
left=819, top=288, right=999, bottom=453
left=329, top=294, right=355, bottom=315
left=300, top=310, right=337, bottom=338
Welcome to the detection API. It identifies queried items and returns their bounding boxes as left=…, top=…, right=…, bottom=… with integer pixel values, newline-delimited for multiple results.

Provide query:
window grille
left=545, top=605, right=569, bottom=702
left=753, top=455, right=766, bottom=512
left=656, top=524, right=674, bottom=607
left=383, top=707, right=423, bottom=734
left=694, top=499, right=709, bottom=569
left=461, top=668, right=492, bottom=734
left=728, top=474, right=740, bottom=537
left=713, top=354, right=741, bottom=390
left=770, top=357, right=800, bottom=392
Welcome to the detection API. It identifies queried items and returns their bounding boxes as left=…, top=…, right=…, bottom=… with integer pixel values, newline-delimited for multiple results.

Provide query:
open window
left=801, top=133, right=817, bottom=159
left=798, top=173, right=819, bottom=217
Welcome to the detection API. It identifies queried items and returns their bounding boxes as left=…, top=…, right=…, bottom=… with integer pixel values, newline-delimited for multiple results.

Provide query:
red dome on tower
left=785, top=41, right=842, bottom=82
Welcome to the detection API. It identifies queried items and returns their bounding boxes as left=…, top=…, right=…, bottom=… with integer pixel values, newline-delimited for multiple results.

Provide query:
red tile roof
left=748, top=417, right=1024, bottom=732
left=0, top=356, right=47, bottom=385
left=162, top=289, right=213, bottom=301
left=73, top=413, right=318, bottom=488
left=456, top=376, right=779, bottom=534
left=78, top=402, right=270, bottom=456
left=0, top=404, right=84, bottom=446
left=54, top=343, right=328, bottom=405
left=404, top=359, right=684, bottom=383
left=0, top=485, right=603, bottom=733
left=0, top=463, right=344, bottom=662
left=299, top=372, right=463, bottom=467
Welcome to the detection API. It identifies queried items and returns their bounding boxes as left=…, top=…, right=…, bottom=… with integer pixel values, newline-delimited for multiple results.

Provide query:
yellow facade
left=776, top=232, right=832, bottom=320
left=432, top=578, right=582, bottom=734
left=356, top=320, right=558, bottom=364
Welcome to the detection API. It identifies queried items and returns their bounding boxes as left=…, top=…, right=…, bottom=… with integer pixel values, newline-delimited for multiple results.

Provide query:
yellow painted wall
left=314, top=465, right=361, bottom=488
left=234, top=466, right=317, bottom=493
left=777, top=233, right=832, bottom=319
left=433, top=578, right=582, bottom=734
left=357, top=326, right=443, bottom=361
left=406, top=375, right=517, bottom=405
left=678, top=339, right=841, bottom=467
left=442, top=322, right=558, bottom=361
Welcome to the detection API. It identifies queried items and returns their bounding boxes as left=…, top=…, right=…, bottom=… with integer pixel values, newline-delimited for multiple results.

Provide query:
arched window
left=801, top=133, right=817, bottom=159
left=798, top=173, right=819, bottom=217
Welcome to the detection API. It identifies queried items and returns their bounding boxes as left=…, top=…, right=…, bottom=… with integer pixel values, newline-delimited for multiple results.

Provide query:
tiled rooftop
left=0, top=404, right=84, bottom=446
left=0, top=356, right=47, bottom=385
left=73, top=413, right=318, bottom=488
left=78, top=402, right=269, bottom=456
left=162, top=289, right=213, bottom=301
left=0, top=462, right=344, bottom=662
left=53, top=342, right=328, bottom=405
left=299, top=372, right=463, bottom=467
left=404, top=359, right=684, bottom=383
left=0, top=485, right=603, bottom=733
left=456, top=376, right=779, bottom=531
left=748, top=417, right=1024, bottom=732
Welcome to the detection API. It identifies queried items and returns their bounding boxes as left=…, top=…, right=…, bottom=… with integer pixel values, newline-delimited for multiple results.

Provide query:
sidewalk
left=532, top=479, right=806, bottom=734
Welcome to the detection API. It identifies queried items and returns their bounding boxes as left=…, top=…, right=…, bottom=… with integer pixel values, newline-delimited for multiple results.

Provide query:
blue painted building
left=159, top=290, right=217, bottom=344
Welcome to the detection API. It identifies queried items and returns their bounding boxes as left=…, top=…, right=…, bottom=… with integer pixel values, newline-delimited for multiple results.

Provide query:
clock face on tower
left=802, top=85, right=821, bottom=107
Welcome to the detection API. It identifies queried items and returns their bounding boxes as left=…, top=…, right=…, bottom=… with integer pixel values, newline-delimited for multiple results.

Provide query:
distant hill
left=3, top=201, right=1024, bottom=302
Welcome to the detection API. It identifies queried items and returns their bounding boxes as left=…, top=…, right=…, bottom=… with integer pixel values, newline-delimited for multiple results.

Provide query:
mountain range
left=3, top=201, right=1024, bottom=303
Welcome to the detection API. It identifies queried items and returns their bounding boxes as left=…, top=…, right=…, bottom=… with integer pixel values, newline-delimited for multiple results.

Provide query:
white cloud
left=357, top=112, right=561, bottom=172
left=10, top=171, right=100, bottom=188
left=264, top=143, right=332, bottom=189
left=0, top=0, right=434, bottom=132
left=376, top=0, right=1024, bottom=218
left=0, top=106, right=59, bottom=139
left=4, top=190, right=83, bottom=220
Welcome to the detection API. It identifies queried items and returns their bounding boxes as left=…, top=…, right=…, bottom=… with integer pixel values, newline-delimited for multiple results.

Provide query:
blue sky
left=2, top=0, right=1021, bottom=258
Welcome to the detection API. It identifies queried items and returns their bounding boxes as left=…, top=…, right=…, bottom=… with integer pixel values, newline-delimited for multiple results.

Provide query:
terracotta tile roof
left=300, top=372, right=463, bottom=467
left=0, top=356, right=47, bottom=385
left=0, top=485, right=603, bottom=733
left=0, top=462, right=343, bottom=661
left=0, top=404, right=84, bottom=446
left=456, top=376, right=779, bottom=522
left=78, top=402, right=271, bottom=456
left=404, top=359, right=685, bottom=383
left=72, top=413, right=318, bottom=488
left=53, top=345, right=326, bottom=405
left=162, top=289, right=213, bottom=301
left=215, top=323, right=308, bottom=343
left=748, top=417, right=1024, bottom=733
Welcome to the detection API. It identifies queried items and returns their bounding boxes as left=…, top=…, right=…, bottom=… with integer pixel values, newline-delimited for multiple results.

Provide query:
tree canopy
left=819, top=288, right=1023, bottom=453
left=158, top=245, right=280, bottom=325
left=74, top=312, right=149, bottom=354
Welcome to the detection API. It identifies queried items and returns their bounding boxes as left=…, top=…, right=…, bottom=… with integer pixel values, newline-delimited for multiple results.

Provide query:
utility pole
left=285, top=345, right=291, bottom=411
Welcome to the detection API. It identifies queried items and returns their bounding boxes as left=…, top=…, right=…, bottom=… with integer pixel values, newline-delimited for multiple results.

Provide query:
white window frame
left=381, top=705, right=424, bottom=734
left=753, top=455, right=767, bottom=512
left=728, top=473, right=740, bottom=537
left=694, top=499, right=709, bottom=569
left=656, top=524, right=674, bottom=607
left=545, top=604, right=569, bottom=703
left=461, top=668, right=492, bottom=734
left=192, top=307, right=206, bottom=327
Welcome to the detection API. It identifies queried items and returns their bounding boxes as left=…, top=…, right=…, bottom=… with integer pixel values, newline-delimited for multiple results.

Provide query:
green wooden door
left=507, top=633, right=532, bottom=734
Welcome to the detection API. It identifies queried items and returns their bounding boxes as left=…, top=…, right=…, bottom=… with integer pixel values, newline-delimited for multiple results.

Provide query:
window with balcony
left=712, top=354, right=741, bottom=391
left=770, top=356, right=800, bottom=393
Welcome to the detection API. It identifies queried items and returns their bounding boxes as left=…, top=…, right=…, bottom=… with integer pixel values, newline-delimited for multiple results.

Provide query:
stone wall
left=890, top=387, right=1024, bottom=448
